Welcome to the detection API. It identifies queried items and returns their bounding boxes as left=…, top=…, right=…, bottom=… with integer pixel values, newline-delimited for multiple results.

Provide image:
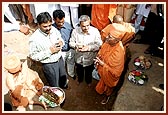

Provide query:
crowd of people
left=3, top=3, right=164, bottom=111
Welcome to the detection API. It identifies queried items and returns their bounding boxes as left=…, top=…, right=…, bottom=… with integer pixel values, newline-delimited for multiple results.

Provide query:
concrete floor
left=113, top=34, right=165, bottom=112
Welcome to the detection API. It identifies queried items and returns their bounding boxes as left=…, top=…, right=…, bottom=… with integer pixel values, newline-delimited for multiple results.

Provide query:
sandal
left=101, top=96, right=110, bottom=105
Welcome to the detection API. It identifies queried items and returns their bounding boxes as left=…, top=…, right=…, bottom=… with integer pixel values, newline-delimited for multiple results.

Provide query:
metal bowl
left=49, top=87, right=65, bottom=105
left=40, top=86, right=65, bottom=107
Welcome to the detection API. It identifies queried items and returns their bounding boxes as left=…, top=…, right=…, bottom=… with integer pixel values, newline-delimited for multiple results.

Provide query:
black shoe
left=63, top=85, right=71, bottom=90
left=144, top=47, right=152, bottom=54
left=72, top=75, right=76, bottom=80
left=133, top=39, right=141, bottom=44
left=159, top=84, right=164, bottom=90
left=144, top=49, right=151, bottom=54
left=133, top=39, right=148, bottom=44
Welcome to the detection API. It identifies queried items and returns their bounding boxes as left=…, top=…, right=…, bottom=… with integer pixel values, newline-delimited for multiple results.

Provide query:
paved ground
left=113, top=35, right=165, bottom=111
left=3, top=30, right=165, bottom=112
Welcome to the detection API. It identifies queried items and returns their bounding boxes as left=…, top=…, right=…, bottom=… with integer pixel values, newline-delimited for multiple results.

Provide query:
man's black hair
left=36, top=12, right=52, bottom=25
left=53, top=9, right=65, bottom=20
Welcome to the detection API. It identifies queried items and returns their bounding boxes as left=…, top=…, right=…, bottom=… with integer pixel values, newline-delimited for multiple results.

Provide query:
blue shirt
left=52, top=22, right=72, bottom=51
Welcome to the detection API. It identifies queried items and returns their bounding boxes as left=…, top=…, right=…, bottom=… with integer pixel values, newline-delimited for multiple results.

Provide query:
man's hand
left=76, top=45, right=90, bottom=52
left=58, top=40, right=63, bottom=47
left=50, top=45, right=61, bottom=54
left=19, top=25, right=30, bottom=35
left=93, top=56, right=104, bottom=66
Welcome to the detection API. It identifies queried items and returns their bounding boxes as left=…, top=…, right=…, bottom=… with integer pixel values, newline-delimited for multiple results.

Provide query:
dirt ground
left=61, top=76, right=119, bottom=111
left=3, top=29, right=165, bottom=112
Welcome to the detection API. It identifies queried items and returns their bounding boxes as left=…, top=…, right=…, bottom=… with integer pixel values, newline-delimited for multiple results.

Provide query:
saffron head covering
left=109, top=23, right=126, bottom=40
left=4, top=54, right=21, bottom=73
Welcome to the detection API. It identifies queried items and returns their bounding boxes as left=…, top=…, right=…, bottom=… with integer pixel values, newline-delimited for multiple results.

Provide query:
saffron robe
left=91, top=4, right=118, bottom=31
left=96, top=41, right=125, bottom=96
left=101, top=22, right=135, bottom=47
left=6, top=61, right=44, bottom=107
left=95, top=22, right=134, bottom=96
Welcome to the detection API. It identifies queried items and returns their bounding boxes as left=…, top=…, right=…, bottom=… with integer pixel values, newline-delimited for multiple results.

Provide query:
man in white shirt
left=69, top=15, right=102, bottom=87
left=29, top=12, right=69, bottom=89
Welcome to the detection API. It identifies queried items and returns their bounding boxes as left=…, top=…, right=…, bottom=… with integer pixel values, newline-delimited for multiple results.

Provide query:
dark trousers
left=142, top=12, right=164, bottom=47
left=42, top=57, right=67, bottom=87
left=76, top=63, right=94, bottom=84
left=142, top=12, right=164, bottom=58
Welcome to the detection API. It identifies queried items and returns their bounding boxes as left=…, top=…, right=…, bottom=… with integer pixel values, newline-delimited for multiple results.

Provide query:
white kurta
left=60, top=4, right=79, bottom=28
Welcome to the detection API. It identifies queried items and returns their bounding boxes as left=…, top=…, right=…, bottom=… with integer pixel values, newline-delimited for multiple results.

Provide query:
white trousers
left=60, top=5, right=79, bottom=28
left=134, top=14, right=143, bottom=34
left=61, top=49, right=75, bottom=77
